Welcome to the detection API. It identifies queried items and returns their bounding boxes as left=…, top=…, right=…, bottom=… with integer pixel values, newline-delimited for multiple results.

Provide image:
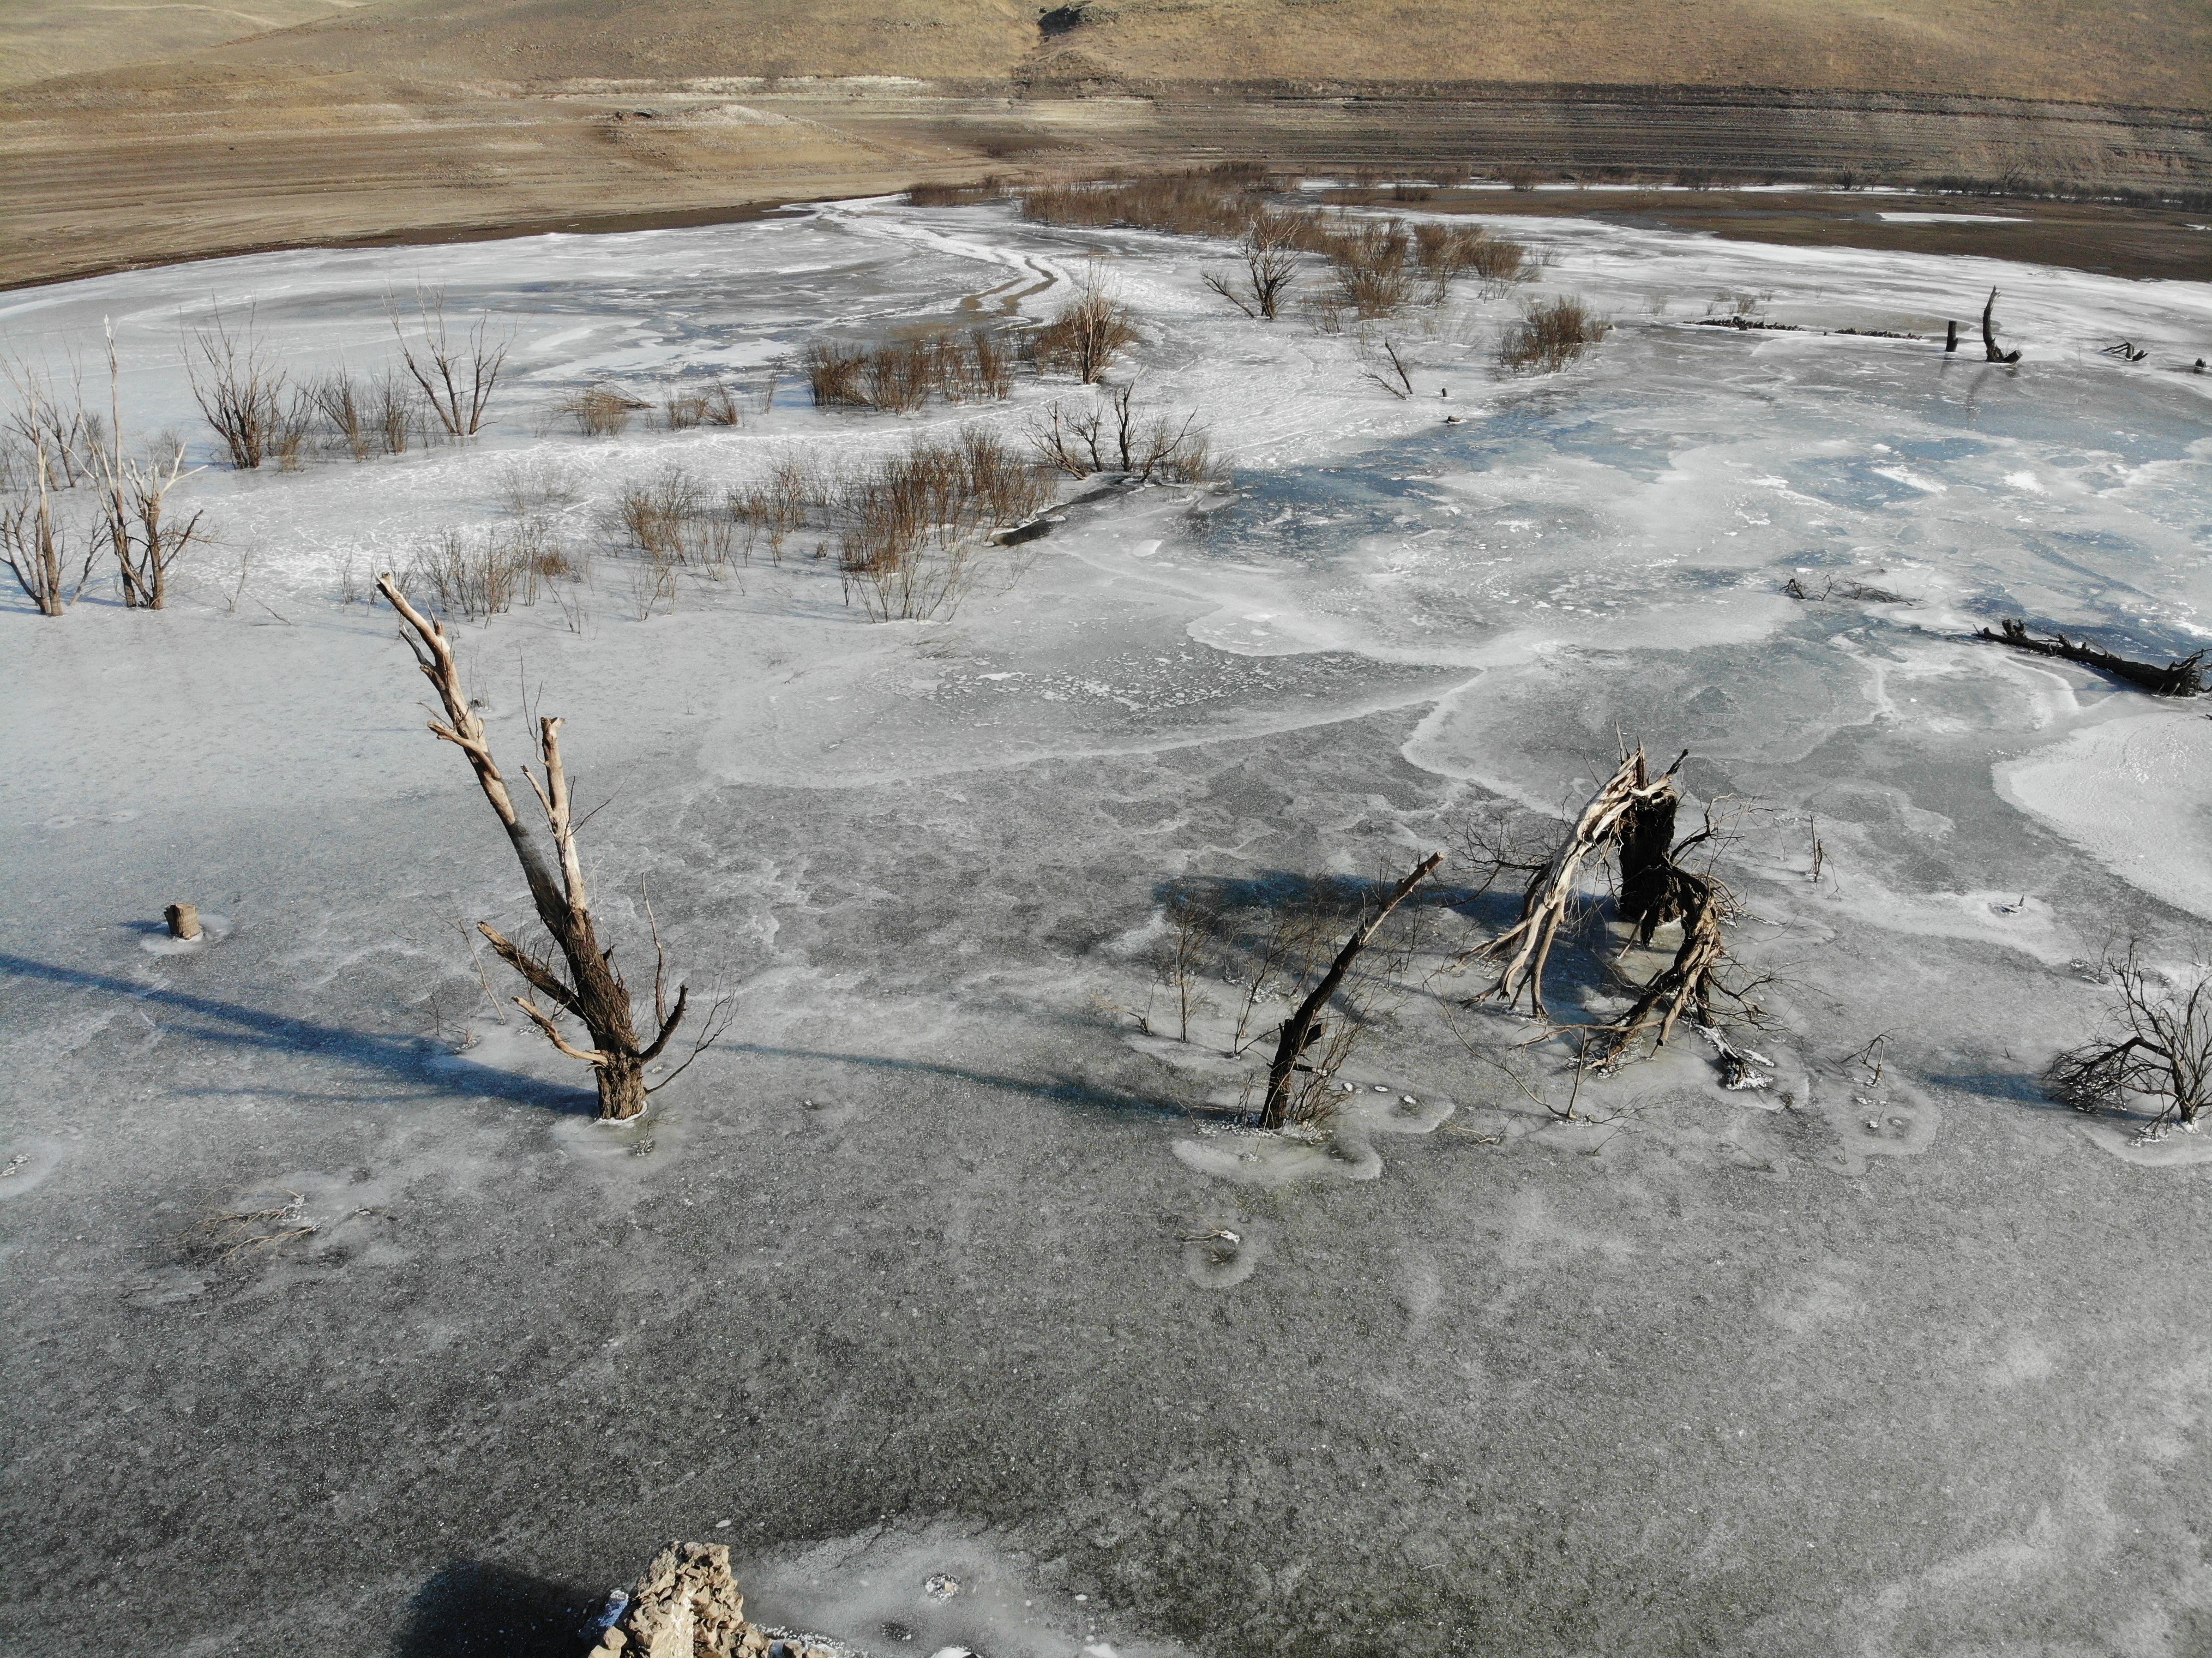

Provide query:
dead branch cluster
left=1458, top=746, right=1765, bottom=1072
left=1029, top=382, right=1213, bottom=483
left=1028, top=279, right=1141, bottom=384
left=2047, top=946, right=2211, bottom=1137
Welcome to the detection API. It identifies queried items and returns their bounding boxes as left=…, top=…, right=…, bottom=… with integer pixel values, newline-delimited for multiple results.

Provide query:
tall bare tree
left=376, top=574, right=726, bottom=1118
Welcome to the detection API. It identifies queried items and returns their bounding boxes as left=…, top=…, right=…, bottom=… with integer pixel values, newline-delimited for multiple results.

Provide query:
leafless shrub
left=660, top=379, right=743, bottom=430
left=2, top=441, right=97, bottom=615
left=2047, top=947, right=2212, bottom=1138
left=492, top=455, right=579, bottom=515
left=838, top=426, right=1054, bottom=621
left=405, top=527, right=525, bottom=623
left=3, top=359, right=97, bottom=488
left=376, top=576, right=733, bottom=1118
left=1030, top=278, right=1140, bottom=383
left=1496, top=163, right=1544, bottom=191
left=904, top=178, right=1007, bottom=207
left=807, top=333, right=1015, bottom=412
left=557, top=385, right=647, bottom=438
left=103, top=444, right=207, bottom=610
left=389, top=287, right=508, bottom=437
left=1318, top=218, right=1416, bottom=318
left=613, top=465, right=733, bottom=569
left=1029, top=383, right=1212, bottom=483
left=310, top=370, right=378, bottom=461
left=1357, top=336, right=1416, bottom=398
left=186, top=306, right=288, bottom=470
left=1203, top=211, right=1305, bottom=321
left=729, top=454, right=821, bottom=563
left=1020, top=173, right=1264, bottom=238
left=1496, top=296, right=1610, bottom=375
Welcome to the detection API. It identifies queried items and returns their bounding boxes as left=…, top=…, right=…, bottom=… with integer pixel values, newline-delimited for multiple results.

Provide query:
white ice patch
left=1997, top=713, right=2212, bottom=921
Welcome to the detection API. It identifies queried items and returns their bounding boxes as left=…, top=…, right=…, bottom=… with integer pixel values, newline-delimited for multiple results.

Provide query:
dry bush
left=904, top=179, right=1005, bottom=207
left=729, top=454, right=821, bottom=564
left=4, top=359, right=99, bottom=488
left=186, top=307, right=290, bottom=470
left=101, top=443, right=207, bottom=610
left=1019, top=173, right=1263, bottom=238
left=492, top=455, right=579, bottom=515
left=1030, top=383, right=1213, bottom=483
left=1317, top=218, right=1416, bottom=318
left=661, top=380, right=743, bottom=430
left=838, top=426, right=1054, bottom=621
left=805, top=333, right=1013, bottom=413
left=614, top=465, right=734, bottom=570
left=1497, top=297, right=1611, bottom=375
left=1030, top=279, right=1140, bottom=383
left=1496, top=163, right=1546, bottom=191
left=405, top=527, right=525, bottom=623
left=1203, top=210, right=1306, bottom=321
left=557, top=385, right=647, bottom=437
left=2, top=465, right=97, bottom=616
left=1411, top=222, right=1526, bottom=292
left=2047, top=947, right=2212, bottom=1138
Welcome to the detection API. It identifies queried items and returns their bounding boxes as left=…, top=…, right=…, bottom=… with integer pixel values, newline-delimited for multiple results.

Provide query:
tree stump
left=165, top=903, right=201, bottom=941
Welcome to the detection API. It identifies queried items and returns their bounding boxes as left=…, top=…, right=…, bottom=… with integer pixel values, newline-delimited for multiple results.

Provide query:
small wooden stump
left=165, top=903, right=202, bottom=941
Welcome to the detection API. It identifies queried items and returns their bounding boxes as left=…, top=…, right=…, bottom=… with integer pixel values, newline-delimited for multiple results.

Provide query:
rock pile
left=587, top=1542, right=839, bottom=1658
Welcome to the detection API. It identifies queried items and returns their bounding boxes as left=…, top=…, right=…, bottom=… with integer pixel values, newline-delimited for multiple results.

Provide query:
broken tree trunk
left=1259, top=851, right=1442, bottom=1130
left=1945, top=320, right=1959, bottom=354
left=1981, top=288, right=2022, bottom=364
left=165, top=903, right=201, bottom=941
left=376, top=573, right=710, bottom=1119
left=1593, top=869, right=1730, bottom=1064
left=1978, top=617, right=2207, bottom=697
left=1470, top=748, right=1681, bottom=1017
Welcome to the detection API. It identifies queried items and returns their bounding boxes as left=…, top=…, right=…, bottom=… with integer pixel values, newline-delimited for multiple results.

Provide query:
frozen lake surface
left=4, top=199, right=2211, bottom=1656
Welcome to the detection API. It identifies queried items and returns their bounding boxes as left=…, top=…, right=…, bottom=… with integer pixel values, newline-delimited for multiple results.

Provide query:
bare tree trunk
left=1259, top=851, right=1441, bottom=1130
left=376, top=573, right=723, bottom=1118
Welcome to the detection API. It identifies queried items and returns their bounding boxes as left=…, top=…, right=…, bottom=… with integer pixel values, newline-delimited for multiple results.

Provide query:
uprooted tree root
left=1460, top=744, right=1767, bottom=1073
left=1977, top=617, right=2207, bottom=696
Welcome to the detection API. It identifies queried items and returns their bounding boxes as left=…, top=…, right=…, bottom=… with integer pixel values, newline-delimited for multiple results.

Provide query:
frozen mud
left=3, top=197, right=2211, bottom=1656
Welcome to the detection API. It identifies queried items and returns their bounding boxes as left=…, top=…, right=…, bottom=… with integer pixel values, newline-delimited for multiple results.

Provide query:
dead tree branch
left=375, top=573, right=729, bottom=1118
left=1260, top=851, right=1442, bottom=1130
left=1977, top=617, right=2206, bottom=696
left=2046, top=946, right=2211, bottom=1137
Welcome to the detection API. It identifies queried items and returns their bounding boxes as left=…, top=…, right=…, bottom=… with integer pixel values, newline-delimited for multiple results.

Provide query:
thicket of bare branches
left=728, top=455, right=819, bottom=564
left=187, top=307, right=302, bottom=470
left=835, top=427, right=1053, bottom=621
left=1029, top=383, right=1213, bottom=483
left=1203, top=212, right=1304, bottom=321
left=376, top=574, right=730, bottom=1118
left=2, top=444, right=96, bottom=615
left=1497, top=297, right=1611, bottom=375
left=555, top=385, right=649, bottom=437
left=390, top=289, right=508, bottom=437
left=805, top=332, right=1012, bottom=412
left=1029, top=279, right=1140, bottom=384
left=2047, top=948, right=2211, bottom=1137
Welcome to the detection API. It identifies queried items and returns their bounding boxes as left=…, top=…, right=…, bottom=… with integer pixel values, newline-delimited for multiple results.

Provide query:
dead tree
left=1466, top=749, right=1681, bottom=1017
left=187, top=307, right=289, bottom=469
left=1259, top=851, right=1441, bottom=1130
left=1977, top=617, right=2206, bottom=696
left=1357, top=337, right=1416, bottom=399
left=1980, top=288, right=2022, bottom=364
left=2046, top=947, right=2211, bottom=1133
left=1202, top=215, right=1301, bottom=321
left=2, top=437, right=94, bottom=616
left=390, top=289, right=508, bottom=438
left=375, top=574, right=725, bottom=1118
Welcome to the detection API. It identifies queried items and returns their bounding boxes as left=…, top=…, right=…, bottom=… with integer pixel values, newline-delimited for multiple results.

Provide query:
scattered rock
left=602, top=1542, right=748, bottom=1657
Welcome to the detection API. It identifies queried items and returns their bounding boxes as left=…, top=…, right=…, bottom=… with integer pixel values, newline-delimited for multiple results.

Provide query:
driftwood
left=1981, top=287, right=2022, bottom=364
left=1259, top=851, right=1442, bottom=1130
left=377, top=573, right=727, bottom=1118
left=1978, top=617, right=2206, bottom=697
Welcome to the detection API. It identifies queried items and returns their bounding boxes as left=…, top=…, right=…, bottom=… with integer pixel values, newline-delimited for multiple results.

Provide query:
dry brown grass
left=556, top=385, right=648, bottom=438
left=1018, top=171, right=1272, bottom=239
left=835, top=426, right=1054, bottom=620
left=660, top=380, right=744, bottom=430
left=613, top=465, right=735, bottom=569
